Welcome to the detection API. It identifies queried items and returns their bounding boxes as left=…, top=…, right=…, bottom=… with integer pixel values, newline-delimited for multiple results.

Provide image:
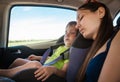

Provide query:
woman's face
left=76, top=9, right=101, bottom=40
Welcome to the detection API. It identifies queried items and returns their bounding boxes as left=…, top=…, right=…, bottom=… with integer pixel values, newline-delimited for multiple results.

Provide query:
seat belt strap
left=40, top=44, right=64, bottom=65
left=40, top=48, right=51, bottom=65
left=44, top=56, right=63, bottom=66
left=44, top=48, right=69, bottom=66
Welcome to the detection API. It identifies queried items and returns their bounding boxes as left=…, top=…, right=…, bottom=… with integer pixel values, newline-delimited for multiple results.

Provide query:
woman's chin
left=83, top=34, right=89, bottom=39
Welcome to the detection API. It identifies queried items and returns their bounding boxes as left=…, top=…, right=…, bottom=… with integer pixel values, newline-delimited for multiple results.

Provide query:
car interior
left=0, top=0, right=120, bottom=82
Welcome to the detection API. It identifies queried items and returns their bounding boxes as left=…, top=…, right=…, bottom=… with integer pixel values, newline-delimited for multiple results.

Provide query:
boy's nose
left=65, top=32, right=70, bottom=37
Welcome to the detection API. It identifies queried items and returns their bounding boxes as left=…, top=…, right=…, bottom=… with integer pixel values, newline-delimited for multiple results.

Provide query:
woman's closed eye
left=65, top=31, right=76, bottom=35
left=80, top=16, right=84, bottom=21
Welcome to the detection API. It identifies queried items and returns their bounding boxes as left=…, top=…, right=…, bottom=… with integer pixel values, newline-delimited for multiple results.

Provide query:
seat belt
left=44, top=48, right=69, bottom=66
left=40, top=48, right=51, bottom=65
left=40, top=43, right=65, bottom=65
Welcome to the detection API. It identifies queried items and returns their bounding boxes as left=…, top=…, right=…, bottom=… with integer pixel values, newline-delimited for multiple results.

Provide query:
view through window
left=8, top=6, right=76, bottom=46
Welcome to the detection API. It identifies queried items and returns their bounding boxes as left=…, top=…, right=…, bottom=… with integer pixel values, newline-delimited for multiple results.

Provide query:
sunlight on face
left=64, top=26, right=77, bottom=47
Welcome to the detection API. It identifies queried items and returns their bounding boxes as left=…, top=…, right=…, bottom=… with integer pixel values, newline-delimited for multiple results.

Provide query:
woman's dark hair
left=76, top=2, right=113, bottom=82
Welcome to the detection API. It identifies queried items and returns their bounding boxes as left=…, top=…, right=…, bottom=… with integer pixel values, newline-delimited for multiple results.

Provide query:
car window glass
left=8, top=6, right=76, bottom=47
left=113, top=11, right=120, bottom=26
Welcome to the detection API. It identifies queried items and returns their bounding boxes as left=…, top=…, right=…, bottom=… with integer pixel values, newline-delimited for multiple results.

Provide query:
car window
left=8, top=6, right=76, bottom=47
left=113, top=10, right=120, bottom=26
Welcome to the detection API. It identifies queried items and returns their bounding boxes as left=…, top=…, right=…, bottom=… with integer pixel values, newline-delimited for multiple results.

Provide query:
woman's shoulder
left=107, top=30, right=120, bottom=57
left=98, top=30, right=120, bottom=82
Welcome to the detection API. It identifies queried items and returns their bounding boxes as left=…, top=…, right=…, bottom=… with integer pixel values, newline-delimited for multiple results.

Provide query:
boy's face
left=64, top=26, right=77, bottom=47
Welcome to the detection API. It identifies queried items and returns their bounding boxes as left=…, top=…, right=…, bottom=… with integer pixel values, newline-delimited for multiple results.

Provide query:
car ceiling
left=0, top=0, right=120, bottom=16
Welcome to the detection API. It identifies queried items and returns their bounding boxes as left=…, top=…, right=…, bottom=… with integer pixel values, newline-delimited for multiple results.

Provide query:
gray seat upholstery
left=66, top=33, right=93, bottom=82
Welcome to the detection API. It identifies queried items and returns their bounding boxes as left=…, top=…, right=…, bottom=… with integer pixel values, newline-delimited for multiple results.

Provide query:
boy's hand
left=34, top=66, right=57, bottom=81
left=28, top=54, right=41, bottom=61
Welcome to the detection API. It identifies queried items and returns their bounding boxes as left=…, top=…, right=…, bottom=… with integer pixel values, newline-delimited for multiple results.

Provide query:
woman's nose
left=75, top=24, right=78, bottom=29
left=75, top=23, right=80, bottom=29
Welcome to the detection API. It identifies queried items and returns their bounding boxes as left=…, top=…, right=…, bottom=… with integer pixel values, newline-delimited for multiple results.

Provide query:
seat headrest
left=117, top=16, right=120, bottom=26
left=72, top=33, right=93, bottom=48
left=56, top=35, right=64, bottom=44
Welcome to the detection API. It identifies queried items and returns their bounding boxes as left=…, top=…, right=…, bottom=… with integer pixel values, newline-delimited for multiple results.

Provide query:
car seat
left=66, top=33, right=93, bottom=82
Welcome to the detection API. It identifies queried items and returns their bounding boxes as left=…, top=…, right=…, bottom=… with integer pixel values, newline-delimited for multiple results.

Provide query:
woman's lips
left=79, top=28, right=84, bottom=34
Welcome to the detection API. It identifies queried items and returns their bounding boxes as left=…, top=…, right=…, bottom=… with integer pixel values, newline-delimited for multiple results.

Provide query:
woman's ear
left=97, top=7, right=105, bottom=18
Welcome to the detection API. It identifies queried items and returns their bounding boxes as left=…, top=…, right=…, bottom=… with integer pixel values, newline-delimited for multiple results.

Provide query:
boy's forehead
left=66, top=26, right=75, bottom=29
